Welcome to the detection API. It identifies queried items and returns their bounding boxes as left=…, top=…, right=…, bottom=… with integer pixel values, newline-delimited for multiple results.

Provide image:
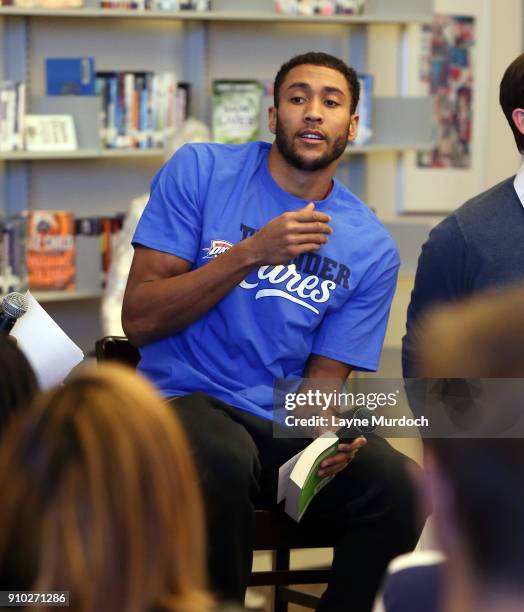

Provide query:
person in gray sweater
left=403, top=52, right=524, bottom=378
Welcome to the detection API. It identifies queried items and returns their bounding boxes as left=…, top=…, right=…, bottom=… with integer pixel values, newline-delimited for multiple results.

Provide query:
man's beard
left=275, top=118, right=349, bottom=171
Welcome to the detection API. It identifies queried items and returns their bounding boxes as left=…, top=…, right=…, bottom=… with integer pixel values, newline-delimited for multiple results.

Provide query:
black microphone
left=0, top=292, right=28, bottom=334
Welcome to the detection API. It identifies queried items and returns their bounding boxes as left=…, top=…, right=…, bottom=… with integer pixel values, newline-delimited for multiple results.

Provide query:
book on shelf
left=27, top=211, right=76, bottom=291
left=98, top=0, right=209, bottom=11
left=46, top=58, right=96, bottom=96
left=278, top=432, right=340, bottom=522
left=275, top=0, right=366, bottom=16
left=0, top=212, right=126, bottom=295
left=11, top=0, right=83, bottom=7
left=0, top=214, right=27, bottom=295
left=75, top=214, right=125, bottom=288
left=0, top=81, right=26, bottom=152
left=212, top=80, right=262, bottom=145
left=352, top=72, right=373, bottom=146
left=96, top=71, right=177, bottom=150
left=175, top=82, right=191, bottom=133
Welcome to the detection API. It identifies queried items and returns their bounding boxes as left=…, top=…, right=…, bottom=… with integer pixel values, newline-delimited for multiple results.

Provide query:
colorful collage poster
left=417, top=15, right=475, bottom=169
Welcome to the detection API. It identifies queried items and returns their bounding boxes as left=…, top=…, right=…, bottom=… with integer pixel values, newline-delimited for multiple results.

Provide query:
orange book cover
left=27, top=211, right=76, bottom=290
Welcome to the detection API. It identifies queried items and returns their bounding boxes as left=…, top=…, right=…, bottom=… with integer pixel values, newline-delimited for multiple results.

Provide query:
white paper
left=11, top=291, right=84, bottom=389
left=277, top=449, right=303, bottom=504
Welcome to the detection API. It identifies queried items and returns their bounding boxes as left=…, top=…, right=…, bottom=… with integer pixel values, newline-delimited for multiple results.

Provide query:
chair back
left=95, top=336, right=140, bottom=368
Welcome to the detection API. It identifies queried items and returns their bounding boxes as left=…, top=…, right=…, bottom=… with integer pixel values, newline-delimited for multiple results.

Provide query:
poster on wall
left=417, top=15, right=475, bottom=169
left=399, top=0, right=490, bottom=213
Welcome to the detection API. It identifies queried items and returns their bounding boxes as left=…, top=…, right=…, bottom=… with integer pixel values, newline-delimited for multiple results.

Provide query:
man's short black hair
left=499, top=53, right=524, bottom=153
left=274, top=52, right=360, bottom=114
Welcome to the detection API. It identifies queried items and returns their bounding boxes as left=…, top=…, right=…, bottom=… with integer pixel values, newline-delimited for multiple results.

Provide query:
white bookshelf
left=0, top=0, right=435, bottom=350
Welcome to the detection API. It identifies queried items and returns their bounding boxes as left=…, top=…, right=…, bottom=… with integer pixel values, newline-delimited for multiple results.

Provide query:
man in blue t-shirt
left=123, top=52, right=423, bottom=612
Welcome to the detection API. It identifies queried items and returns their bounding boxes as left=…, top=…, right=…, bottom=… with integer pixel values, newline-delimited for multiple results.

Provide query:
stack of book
left=75, top=214, right=125, bottom=289
left=2, top=0, right=83, bottom=7
left=275, top=0, right=366, bottom=16
left=95, top=71, right=178, bottom=150
left=99, top=0, right=209, bottom=10
left=0, top=81, right=26, bottom=153
left=0, top=211, right=128, bottom=294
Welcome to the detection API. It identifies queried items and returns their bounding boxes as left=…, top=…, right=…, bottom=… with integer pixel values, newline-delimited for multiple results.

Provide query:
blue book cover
left=46, top=58, right=96, bottom=96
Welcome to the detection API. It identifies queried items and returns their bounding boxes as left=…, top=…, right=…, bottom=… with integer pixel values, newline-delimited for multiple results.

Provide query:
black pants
left=171, top=393, right=425, bottom=612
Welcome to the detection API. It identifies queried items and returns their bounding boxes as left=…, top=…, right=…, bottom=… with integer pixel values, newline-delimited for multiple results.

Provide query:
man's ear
left=348, top=114, right=359, bottom=143
left=268, top=106, right=277, bottom=135
left=511, top=108, right=524, bottom=135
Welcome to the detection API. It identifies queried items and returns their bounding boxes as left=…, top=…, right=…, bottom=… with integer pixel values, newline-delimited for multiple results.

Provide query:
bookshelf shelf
left=0, top=148, right=165, bottom=161
left=0, top=144, right=434, bottom=162
left=32, top=289, right=103, bottom=303
left=99, top=148, right=165, bottom=158
left=0, top=149, right=100, bottom=160
left=0, top=7, right=431, bottom=24
left=0, top=0, right=435, bottom=351
left=345, top=143, right=433, bottom=155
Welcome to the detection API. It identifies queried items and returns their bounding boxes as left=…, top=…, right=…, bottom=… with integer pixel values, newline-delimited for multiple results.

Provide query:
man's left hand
left=318, top=436, right=367, bottom=477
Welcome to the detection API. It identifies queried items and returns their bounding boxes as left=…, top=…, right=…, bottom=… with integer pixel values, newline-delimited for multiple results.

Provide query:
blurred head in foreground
left=416, top=284, right=524, bottom=378
left=0, top=363, right=211, bottom=612
left=0, top=337, right=38, bottom=435
left=414, top=284, right=524, bottom=610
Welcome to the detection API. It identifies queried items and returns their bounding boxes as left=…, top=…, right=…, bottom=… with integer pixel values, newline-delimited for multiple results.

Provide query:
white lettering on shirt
left=239, top=264, right=336, bottom=315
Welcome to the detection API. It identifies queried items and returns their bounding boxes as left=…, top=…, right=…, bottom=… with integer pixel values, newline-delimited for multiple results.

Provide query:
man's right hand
left=245, top=202, right=332, bottom=266
left=123, top=204, right=332, bottom=346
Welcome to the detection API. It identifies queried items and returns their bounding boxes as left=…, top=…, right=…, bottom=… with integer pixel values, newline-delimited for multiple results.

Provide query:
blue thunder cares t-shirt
left=133, top=141, right=400, bottom=420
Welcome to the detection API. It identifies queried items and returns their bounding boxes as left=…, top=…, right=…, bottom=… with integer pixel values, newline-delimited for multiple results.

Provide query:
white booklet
left=278, top=432, right=339, bottom=522
left=11, top=291, right=84, bottom=389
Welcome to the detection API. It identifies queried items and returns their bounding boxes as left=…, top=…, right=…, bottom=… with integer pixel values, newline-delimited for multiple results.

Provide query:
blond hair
left=0, top=364, right=212, bottom=612
left=415, top=283, right=524, bottom=377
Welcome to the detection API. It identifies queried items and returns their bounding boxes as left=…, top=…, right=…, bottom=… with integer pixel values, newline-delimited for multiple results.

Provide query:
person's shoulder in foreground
left=402, top=174, right=523, bottom=373
left=373, top=550, right=446, bottom=612
left=412, top=172, right=519, bottom=288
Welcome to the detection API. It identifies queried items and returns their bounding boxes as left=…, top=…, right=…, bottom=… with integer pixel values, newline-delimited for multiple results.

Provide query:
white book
left=124, top=72, right=135, bottom=148
left=163, top=72, right=178, bottom=143
left=15, top=82, right=26, bottom=150
left=1, top=84, right=16, bottom=152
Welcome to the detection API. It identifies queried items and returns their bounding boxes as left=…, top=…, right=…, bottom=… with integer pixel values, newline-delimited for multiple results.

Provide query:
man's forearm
left=289, top=356, right=353, bottom=437
left=123, top=240, right=259, bottom=346
left=123, top=203, right=332, bottom=346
